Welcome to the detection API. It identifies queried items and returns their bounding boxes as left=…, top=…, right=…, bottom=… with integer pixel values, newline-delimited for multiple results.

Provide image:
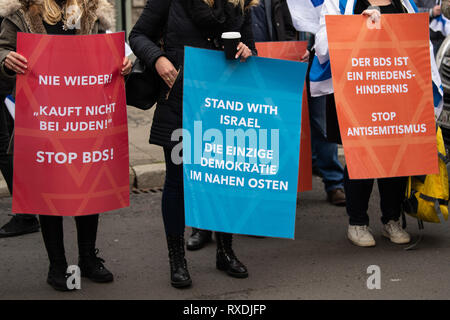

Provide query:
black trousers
left=344, top=166, right=406, bottom=226
left=0, top=97, right=13, bottom=193
left=161, top=147, right=185, bottom=236
left=0, top=97, right=36, bottom=220
left=39, top=214, right=99, bottom=266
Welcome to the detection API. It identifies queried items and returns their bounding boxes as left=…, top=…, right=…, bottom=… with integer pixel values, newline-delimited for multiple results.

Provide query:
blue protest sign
left=181, top=47, right=307, bottom=239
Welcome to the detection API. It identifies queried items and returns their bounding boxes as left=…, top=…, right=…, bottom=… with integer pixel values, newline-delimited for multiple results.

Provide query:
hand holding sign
left=4, top=51, right=28, bottom=74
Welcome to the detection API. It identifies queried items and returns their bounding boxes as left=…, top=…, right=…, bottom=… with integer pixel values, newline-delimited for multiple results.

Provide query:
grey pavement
left=125, top=106, right=166, bottom=190
left=0, top=175, right=449, bottom=300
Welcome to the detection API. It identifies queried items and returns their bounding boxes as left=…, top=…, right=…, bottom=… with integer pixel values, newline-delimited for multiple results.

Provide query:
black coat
left=0, top=17, right=14, bottom=97
left=270, top=0, right=297, bottom=41
left=129, top=0, right=257, bottom=148
left=251, top=0, right=297, bottom=41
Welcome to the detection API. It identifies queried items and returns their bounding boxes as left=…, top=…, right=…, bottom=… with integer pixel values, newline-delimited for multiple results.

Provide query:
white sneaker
left=347, top=225, right=376, bottom=247
left=382, top=220, right=411, bottom=244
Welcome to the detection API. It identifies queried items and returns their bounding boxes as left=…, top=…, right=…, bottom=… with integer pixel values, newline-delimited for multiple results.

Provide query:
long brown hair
left=41, top=0, right=91, bottom=28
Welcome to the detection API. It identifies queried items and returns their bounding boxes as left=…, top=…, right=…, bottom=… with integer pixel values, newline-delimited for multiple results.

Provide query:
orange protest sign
left=326, top=14, right=438, bottom=179
left=256, top=41, right=312, bottom=191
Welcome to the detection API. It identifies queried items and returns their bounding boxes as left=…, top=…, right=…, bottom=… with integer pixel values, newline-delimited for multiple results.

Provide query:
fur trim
left=95, top=0, right=115, bottom=31
left=0, top=0, right=23, bottom=17
left=0, top=0, right=115, bottom=31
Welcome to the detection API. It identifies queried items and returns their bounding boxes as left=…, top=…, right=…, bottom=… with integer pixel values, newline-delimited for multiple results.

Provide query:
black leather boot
left=167, top=235, right=192, bottom=288
left=78, top=249, right=114, bottom=283
left=187, top=228, right=212, bottom=251
left=216, top=232, right=248, bottom=278
left=0, top=214, right=40, bottom=238
left=47, top=263, right=74, bottom=292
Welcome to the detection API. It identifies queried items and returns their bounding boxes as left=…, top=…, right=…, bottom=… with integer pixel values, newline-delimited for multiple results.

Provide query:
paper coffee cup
left=222, top=32, right=241, bottom=60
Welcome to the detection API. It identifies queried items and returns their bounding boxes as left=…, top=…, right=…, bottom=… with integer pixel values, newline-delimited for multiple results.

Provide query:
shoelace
left=355, top=225, right=373, bottom=238
left=356, top=225, right=368, bottom=233
left=91, top=249, right=106, bottom=270
left=168, top=242, right=187, bottom=270
left=386, top=221, right=402, bottom=233
left=219, top=237, right=242, bottom=263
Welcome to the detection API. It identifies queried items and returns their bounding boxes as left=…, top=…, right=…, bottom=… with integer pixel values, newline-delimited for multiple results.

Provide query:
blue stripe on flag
left=433, top=83, right=442, bottom=108
left=310, top=56, right=332, bottom=82
left=311, top=0, right=324, bottom=7
left=437, top=15, right=446, bottom=26
left=339, top=0, right=347, bottom=14
left=408, top=0, right=418, bottom=13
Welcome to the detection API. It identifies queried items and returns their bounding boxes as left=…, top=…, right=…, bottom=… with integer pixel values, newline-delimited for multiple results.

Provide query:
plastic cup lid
left=221, top=32, right=241, bottom=39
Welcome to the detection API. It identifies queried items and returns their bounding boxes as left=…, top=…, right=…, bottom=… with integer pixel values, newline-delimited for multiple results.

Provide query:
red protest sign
left=326, top=14, right=438, bottom=179
left=13, top=32, right=130, bottom=216
left=255, top=41, right=312, bottom=191
left=256, top=41, right=308, bottom=62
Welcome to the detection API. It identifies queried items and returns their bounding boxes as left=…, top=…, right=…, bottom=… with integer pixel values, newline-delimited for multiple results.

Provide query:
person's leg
left=0, top=100, right=13, bottom=193
left=378, top=177, right=410, bottom=244
left=216, top=232, right=248, bottom=278
left=75, top=214, right=113, bottom=282
left=162, top=147, right=191, bottom=288
left=162, top=148, right=185, bottom=236
left=309, top=95, right=345, bottom=205
left=378, top=177, right=407, bottom=224
left=344, top=167, right=376, bottom=246
left=75, top=214, right=99, bottom=256
left=0, top=102, right=39, bottom=237
left=39, top=215, right=66, bottom=266
left=39, top=215, right=72, bottom=291
left=344, top=166, right=374, bottom=226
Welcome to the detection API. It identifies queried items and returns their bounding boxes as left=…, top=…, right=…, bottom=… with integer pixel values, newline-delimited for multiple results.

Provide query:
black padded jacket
left=129, top=0, right=257, bottom=148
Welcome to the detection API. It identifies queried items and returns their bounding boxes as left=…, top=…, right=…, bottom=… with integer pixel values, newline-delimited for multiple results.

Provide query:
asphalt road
left=0, top=176, right=449, bottom=300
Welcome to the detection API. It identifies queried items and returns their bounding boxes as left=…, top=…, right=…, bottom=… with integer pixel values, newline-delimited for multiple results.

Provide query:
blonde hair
left=41, top=0, right=85, bottom=29
left=202, top=0, right=260, bottom=10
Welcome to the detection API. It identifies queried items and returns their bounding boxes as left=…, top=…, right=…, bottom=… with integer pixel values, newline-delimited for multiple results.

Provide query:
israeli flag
left=310, top=0, right=443, bottom=118
left=4, top=95, right=14, bottom=120
left=430, top=15, right=450, bottom=36
left=287, top=0, right=324, bottom=34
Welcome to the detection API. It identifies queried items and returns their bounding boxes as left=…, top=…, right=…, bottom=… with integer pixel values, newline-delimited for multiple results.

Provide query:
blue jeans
left=308, top=95, right=344, bottom=192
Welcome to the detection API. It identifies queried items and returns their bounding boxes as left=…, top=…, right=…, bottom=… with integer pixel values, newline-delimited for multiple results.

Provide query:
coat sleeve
left=128, top=0, right=171, bottom=71
left=0, top=18, right=19, bottom=80
left=315, top=0, right=340, bottom=64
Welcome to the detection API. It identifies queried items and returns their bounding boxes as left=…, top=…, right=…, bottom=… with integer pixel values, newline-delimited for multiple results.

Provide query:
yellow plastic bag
left=404, top=127, right=449, bottom=223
